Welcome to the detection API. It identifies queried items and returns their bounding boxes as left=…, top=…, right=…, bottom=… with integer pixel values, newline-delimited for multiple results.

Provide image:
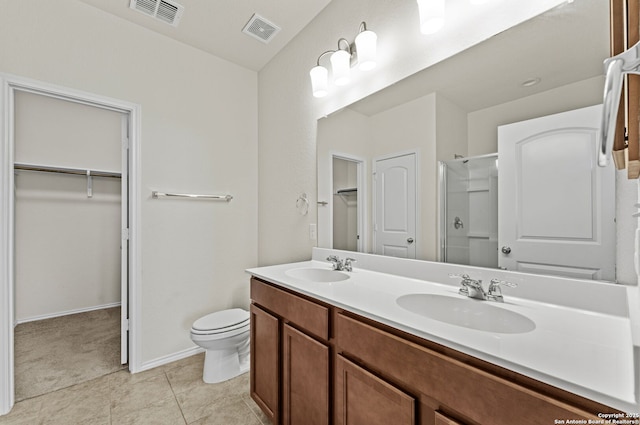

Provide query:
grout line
left=165, top=370, right=189, bottom=425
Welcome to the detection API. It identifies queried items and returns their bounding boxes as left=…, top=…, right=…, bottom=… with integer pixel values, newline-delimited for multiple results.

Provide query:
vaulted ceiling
left=78, top=0, right=332, bottom=71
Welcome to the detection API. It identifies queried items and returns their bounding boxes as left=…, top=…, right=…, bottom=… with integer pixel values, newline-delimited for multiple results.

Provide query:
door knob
left=407, top=238, right=414, bottom=244
left=501, top=246, right=512, bottom=254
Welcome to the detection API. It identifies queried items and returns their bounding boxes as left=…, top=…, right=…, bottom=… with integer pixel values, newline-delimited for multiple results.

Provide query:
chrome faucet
left=449, top=274, right=516, bottom=303
left=327, top=255, right=356, bottom=272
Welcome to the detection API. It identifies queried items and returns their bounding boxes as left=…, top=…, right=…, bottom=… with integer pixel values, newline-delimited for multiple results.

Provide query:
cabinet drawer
left=335, top=313, right=598, bottom=425
left=251, top=277, right=329, bottom=340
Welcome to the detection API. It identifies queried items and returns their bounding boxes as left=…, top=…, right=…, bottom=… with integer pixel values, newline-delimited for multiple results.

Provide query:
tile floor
left=0, top=353, right=270, bottom=425
left=14, top=307, right=125, bottom=401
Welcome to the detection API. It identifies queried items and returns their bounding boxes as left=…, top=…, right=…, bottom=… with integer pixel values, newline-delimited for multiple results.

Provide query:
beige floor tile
left=186, top=399, right=261, bottom=425
left=175, top=374, right=249, bottom=424
left=37, top=375, right=111, bottom=425
left=241, top=394, right=272, bottom=425
left=111, top=396, right=187, bottom=425
left=165, top=357, right=205, bottom=395
left=0, top=397, right=42, bottom=425
left=14, top=307, right=124, bottom=401
left=110, top=371, right=175, bottom=417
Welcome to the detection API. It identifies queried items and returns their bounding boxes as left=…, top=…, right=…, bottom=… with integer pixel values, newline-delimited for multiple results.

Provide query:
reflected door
left=374, top=153, right=417, bottom=259
left=498, top=104, right=615, bottom=280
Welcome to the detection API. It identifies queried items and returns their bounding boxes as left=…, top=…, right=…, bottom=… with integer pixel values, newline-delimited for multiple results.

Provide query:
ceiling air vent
left=129, top=0, right=184, bottom=27
left=242, top=14, right=281, bottom=44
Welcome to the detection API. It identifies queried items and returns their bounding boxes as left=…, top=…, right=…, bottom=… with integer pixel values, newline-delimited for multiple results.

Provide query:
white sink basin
left=396, top=294, right=536, bottom=334
left=285, top=267, right=350, bottom=283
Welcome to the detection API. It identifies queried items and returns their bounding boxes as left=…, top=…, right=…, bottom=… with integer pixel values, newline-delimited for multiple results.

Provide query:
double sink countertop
left=247, top=248, right=639, bottom=414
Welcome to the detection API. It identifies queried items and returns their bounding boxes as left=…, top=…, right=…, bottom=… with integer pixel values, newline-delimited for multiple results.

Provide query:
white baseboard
left=137, top=346, right=204, bottom=373
left=15, top=302, right=122, bottom=325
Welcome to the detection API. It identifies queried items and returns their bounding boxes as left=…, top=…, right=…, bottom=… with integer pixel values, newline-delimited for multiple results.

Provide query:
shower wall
left=442, top=155, right=498, bottom=268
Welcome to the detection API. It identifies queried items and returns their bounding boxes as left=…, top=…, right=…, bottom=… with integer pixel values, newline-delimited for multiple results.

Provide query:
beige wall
left=258, top=0, right=566, bottom=266
left=1, top=0, right=258, bottom=366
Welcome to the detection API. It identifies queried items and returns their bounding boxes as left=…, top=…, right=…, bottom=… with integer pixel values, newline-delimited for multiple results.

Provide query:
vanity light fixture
left=417, top=0, right=445, bottom=35
left=309, top=22, right=377, bottom=98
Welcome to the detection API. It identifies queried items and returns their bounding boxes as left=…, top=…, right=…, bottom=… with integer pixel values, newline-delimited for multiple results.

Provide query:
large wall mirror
left=317, top=0, right=637, bottom=284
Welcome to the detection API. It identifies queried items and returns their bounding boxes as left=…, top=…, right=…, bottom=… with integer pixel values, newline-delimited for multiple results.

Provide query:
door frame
left=0, top=73, right=142, bottom=415
left=372, top=150, right=419, bottom=258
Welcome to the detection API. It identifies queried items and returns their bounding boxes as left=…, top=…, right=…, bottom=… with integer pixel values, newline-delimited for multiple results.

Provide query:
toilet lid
left=192, top=308, right=249, bottom=332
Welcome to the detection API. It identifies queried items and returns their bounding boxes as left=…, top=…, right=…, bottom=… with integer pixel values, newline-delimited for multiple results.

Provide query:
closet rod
left=14, top=162, right=121, bottom=179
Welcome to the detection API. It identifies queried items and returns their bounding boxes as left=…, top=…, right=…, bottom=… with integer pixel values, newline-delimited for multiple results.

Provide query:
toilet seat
left=191, top=308, right=250, bottom=335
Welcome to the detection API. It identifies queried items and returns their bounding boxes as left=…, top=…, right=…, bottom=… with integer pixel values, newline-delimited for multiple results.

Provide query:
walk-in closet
left=12, top=90, right=126, bottom=400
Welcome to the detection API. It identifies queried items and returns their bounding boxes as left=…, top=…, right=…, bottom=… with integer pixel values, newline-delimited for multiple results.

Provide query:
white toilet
left=190, top=308, right=250, bottom=384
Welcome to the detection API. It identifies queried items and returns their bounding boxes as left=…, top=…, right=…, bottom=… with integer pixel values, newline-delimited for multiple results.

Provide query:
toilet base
left=202, top=337, right=250, bottom=384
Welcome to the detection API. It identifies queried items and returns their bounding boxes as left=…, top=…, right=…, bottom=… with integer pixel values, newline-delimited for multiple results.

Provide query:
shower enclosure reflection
left=439, top=154, right=498, bottom=269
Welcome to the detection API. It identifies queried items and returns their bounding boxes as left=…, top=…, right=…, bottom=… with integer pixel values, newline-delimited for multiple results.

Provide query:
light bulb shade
left=355, top=30, right=377, bottom=71
left=310, top=66, right=329, bottom=98
left=417, top=0, right=445, bottom=34
left=330, top=49, right=351, bottom=86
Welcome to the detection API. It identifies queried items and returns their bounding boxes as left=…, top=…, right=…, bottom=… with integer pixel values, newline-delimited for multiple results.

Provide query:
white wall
left=258, top=0, right=566, bottom=266
left=317, top=108, right=370, bottom=251
left=370, top=94, right=437, bottom=260
left=1, top=0, right=258, bottom=365
left=467, top=76, right=605, bottom=155
left=14, top=91, right=122, bottom=322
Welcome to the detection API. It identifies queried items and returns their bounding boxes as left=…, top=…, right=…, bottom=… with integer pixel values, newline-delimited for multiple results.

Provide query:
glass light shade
left=417, top=0, right=445, bottom=34
left=330, top=49, right=351, bottom=86
left=355, top=30, right=377, bottom=71
left=310, top=66, right=329, bottom=98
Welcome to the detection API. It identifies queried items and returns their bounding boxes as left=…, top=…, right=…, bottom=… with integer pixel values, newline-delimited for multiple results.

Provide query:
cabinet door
left=335, top=355, right=415, bottom=425
left=250, top=304, right=279, bottom=424
left=282, top=324, right=329, bottom=425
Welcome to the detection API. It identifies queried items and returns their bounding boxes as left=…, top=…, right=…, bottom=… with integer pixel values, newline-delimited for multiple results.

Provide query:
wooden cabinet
left=282, top=324, right=329, bottom=425
left=250, top=304, right=279, bottom=424
left=250, top=278, right=330, bottom=425
left=335, top=354, right=414, bottom=425
left=434, top=412, right=463, bottom=425
left=249, top=277, right=618, bottom=425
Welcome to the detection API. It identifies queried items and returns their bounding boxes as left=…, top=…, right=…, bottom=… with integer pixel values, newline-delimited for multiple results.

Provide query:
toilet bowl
left=190, top=308, right=250, bottom=384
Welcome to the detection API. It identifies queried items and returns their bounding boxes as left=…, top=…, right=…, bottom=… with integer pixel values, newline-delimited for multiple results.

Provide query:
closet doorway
left=0, top=75, right=140, bottom=414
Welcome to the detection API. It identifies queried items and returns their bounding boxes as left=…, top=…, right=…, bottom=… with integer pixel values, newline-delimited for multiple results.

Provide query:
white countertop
left=247, top=253, right=639, bottom=414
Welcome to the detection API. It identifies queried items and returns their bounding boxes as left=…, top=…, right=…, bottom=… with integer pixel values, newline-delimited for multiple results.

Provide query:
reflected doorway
left=332, top=155, right=365, bottom=253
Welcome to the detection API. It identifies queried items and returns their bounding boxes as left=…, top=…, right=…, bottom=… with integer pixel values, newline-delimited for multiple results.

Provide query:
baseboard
left=15, top=302, right=122, bottom=325
left=137, top=346, right=204, bottom=373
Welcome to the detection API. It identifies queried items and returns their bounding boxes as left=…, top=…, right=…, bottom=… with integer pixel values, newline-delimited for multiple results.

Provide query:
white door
left=120, top=115, right=129, bottom=365
left=498, top=105, right=615, bottom=281
left=374, top=153, right=417, bottom=258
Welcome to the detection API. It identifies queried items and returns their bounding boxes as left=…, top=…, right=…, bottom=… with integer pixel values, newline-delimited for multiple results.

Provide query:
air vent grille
left=129, top=0, right=184, bottom=27
left=242, top=14, right=281, bottom=43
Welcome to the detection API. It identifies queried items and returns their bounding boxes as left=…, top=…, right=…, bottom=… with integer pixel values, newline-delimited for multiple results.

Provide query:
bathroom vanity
left=247, top=249, right=639, bottom=425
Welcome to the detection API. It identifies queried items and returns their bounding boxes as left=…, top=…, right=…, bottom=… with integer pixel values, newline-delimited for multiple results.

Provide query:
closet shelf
left=335, top=187, right=357, bottom=195
left=14, top=162, right=121, bottom=198
left=14, top=162, right=121, bottom=178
